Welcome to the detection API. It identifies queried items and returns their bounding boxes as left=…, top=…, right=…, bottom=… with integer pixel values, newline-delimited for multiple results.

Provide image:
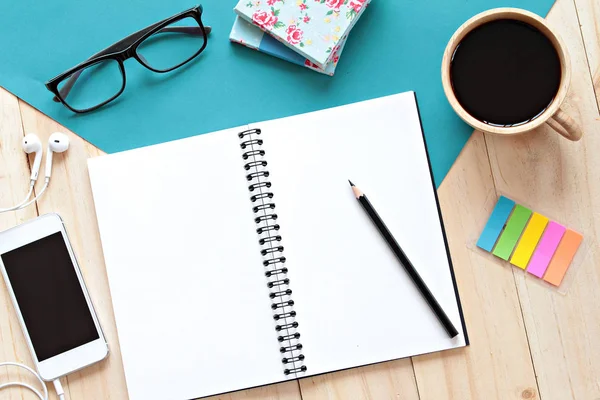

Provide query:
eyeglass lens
left=57, top=59, right=123, bottom=112
left=136, top=17, right=206, bottom=72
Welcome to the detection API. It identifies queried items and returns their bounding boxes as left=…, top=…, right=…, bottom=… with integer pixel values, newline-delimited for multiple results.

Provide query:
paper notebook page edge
left=413, top=93, right=469, bottom=345
left=254, top=92, right=466, bottom=377
left=88, top=126, right=293, bottom=400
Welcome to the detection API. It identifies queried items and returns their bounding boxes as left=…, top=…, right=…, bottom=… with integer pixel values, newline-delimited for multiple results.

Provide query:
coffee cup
left=441, top=8, right=582, bottom=141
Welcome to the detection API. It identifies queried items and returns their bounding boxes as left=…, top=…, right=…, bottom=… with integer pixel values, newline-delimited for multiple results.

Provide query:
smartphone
left=0, top=213, right=108, bottom=380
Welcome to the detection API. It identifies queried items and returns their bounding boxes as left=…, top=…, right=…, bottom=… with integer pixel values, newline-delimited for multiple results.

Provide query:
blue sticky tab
left=477, top=196, right=516, bottom=252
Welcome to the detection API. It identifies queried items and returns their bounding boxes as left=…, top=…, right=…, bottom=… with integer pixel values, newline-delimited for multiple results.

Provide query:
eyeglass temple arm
left=53, top=25, right=212, bottom=102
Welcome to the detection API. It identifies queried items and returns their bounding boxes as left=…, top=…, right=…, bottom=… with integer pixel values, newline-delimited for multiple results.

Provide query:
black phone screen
left=1, top=232, right=99, bottom=361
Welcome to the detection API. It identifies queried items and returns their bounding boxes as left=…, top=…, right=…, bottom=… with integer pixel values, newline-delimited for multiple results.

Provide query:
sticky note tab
left=510, top=213, right=549, bottom=269
left=526, top=222, right=566, bottom=278
left=543, top=229, right=583, bottom=286
left=477, top=196, right=516, bottom=252
left=492, top=205, right=532, bottom=260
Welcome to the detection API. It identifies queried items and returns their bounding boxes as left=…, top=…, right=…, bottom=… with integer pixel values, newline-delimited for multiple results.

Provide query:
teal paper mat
left=0, top=0, right=554, bottom=186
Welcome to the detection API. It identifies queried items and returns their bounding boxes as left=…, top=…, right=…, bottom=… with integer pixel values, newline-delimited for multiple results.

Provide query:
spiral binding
left=238, top=128, right=307, bottom=377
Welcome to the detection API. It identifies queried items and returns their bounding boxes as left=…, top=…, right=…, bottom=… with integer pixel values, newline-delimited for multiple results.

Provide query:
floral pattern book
left=234, top=0, right=371, bottom=68
left=230, top=16, right=347, bottom=76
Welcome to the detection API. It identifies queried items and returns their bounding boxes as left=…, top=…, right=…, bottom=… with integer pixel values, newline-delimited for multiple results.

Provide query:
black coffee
left=450, top=19, right=561, bottom=126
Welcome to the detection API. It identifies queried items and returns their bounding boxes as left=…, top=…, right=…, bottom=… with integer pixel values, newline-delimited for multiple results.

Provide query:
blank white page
left=88, top=127, right=290, bottom=400
left=253, top=92, right=466, bottom=377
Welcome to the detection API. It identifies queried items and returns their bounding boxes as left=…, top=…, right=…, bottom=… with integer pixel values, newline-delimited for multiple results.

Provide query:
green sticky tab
left=492, top=205, right=532, bottom=260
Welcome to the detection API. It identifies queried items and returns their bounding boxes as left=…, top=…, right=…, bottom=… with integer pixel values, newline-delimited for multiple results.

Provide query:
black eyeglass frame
left=45, top=5, right=209, bottom=113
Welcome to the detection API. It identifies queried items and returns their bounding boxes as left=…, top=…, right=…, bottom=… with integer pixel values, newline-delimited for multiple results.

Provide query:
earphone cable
left=16, top=179, right=50, bottom=211
left=2, top=131, right=69, bottom=214
left=0, top=184, right=34, bottom=213
left=0, top=361, right=68, bottom=400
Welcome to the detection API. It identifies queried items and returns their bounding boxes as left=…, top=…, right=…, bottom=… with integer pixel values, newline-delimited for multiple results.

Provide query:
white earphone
left=22, top=133, right=43, bottom=182
left=45, top=132, right=70, bottom=180
left=0, top=132, right=70, bottom=213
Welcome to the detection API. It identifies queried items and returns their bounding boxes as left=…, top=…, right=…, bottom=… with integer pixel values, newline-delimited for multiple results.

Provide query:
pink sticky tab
left=527, top=221, right=566, bottom=278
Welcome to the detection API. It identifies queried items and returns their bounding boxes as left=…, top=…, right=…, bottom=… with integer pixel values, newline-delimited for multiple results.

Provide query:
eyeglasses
left=45, top=5, right=211, bottom=113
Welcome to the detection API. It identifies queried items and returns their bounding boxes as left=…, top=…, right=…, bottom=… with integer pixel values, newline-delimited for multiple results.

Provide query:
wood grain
left=411, top=134, right=539, bottom=400
left=0, top=88, right=58, bottom=399
left=574, top=0, right=600, bottom=110
left=300, top=359, right=420, bottom=400
left=485, top=0, right=600, bottom=398
left=203, top=381, right=302, bottom=400
left=18, top=99, right=124, bottom=400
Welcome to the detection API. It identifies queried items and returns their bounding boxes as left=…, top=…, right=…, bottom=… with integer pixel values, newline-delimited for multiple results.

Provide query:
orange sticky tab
left=543, top=229, right=583, bottom=287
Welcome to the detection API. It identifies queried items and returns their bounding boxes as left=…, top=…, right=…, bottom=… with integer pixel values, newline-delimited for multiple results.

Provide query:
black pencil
left=349, top=180, right=459, bottom=338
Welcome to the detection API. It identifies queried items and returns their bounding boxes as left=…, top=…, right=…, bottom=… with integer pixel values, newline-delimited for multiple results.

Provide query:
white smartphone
left=0, top=213, right=108, bottom=380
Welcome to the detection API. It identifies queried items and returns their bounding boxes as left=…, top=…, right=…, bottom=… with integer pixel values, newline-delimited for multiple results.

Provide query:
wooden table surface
left=1, top=0, right=599, bottom=398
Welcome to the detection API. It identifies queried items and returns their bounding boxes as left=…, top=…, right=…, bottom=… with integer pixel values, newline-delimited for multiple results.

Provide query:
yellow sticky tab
left=510, top=212, right=549, bottom=269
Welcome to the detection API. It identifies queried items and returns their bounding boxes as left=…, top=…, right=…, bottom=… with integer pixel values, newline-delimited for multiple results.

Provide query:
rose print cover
left=230, top=16, right=346, bottom=76
left=234, top=0, right=370, bottom=69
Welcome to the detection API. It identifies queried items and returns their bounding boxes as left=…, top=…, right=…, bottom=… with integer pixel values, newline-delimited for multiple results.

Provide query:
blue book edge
left=229, top=16, right=347, bottom=76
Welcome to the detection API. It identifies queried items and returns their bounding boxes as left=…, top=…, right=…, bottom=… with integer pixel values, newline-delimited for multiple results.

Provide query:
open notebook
left=88, top=92, right=468, bottom=400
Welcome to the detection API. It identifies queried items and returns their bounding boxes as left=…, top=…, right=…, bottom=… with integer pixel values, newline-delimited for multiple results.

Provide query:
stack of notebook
left=229, top=0, right=371, bottom=75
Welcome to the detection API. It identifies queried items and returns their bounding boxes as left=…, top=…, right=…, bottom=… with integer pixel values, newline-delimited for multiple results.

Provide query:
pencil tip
left=348, top=180, right=355, bottom=187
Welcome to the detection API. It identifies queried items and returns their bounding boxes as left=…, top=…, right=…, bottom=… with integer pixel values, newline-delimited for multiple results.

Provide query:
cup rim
left=441, top=8, right=571, bottom=135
